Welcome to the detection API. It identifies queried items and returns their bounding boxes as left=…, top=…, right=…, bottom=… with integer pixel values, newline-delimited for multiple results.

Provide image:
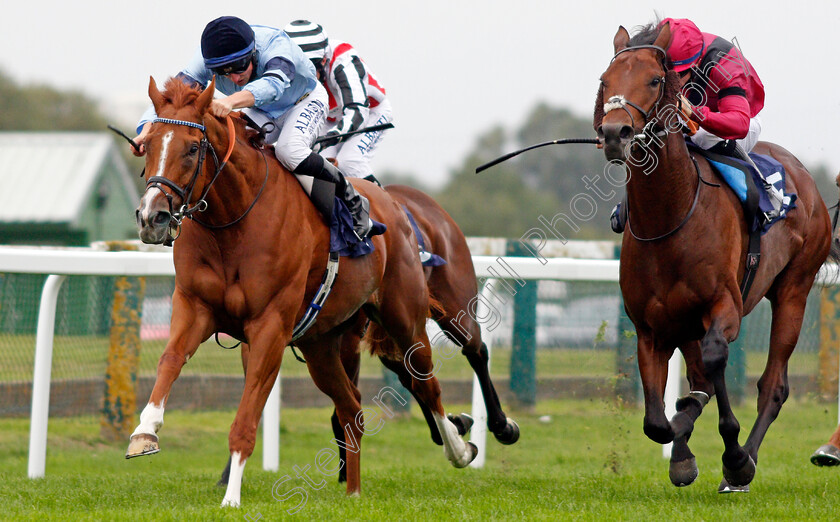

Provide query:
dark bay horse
left=218, top=184, right=520, bottom=486
left=596, top=23, right=837, bottom=492
left=126, top=77, right=476, bottom=507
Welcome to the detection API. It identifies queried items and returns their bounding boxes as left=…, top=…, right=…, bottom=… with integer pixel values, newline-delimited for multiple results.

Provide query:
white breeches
left=690, top=116, right=762, bottom=153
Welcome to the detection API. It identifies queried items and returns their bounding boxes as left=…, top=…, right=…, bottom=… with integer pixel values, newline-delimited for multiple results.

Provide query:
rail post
left=507, top=240, right=537, bottom=409
left=819, top=287, right=840, bottom=401
left=613, top=245, right=640, bottom=404
left=99, top=242, right=146, bottom=441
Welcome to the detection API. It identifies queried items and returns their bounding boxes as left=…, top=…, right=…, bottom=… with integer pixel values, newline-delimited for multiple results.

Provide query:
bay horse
left=217, top=183, right=521, bottom=486
left=595, top=23, right=837, bottom=492
left=126, top=77, right=477, bottom=507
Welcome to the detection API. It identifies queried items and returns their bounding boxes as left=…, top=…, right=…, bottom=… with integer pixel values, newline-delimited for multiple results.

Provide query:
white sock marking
left=221, top=451, right=247, bottom=508
left=131, top=401, right=165, bottom=437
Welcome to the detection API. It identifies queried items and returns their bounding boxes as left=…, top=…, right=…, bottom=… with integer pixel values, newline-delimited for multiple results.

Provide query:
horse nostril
left=152, top=211, right=171, bottom=228
left=596, top=126, right=605, bottom=139
left=619, top=125, right=635, bottom=140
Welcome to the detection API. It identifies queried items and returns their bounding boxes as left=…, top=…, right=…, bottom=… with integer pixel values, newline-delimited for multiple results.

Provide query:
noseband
left=602, top=44, right=668, bottom=143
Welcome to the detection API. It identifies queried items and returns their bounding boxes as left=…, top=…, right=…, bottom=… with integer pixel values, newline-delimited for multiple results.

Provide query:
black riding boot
left=294, top=153, right=372, bottom=239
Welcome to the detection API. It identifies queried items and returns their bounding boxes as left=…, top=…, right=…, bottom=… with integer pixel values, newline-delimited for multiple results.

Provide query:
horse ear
left=148, top=76, right=165, bottom=113
left=654, top=21, right=672, bottom=50
left=196, top=76, right=216, bottom=115
left=613, top=26, right=630, bottom=53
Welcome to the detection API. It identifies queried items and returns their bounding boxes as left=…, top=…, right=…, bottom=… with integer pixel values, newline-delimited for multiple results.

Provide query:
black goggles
left=211, top=54, right=253, bottom=76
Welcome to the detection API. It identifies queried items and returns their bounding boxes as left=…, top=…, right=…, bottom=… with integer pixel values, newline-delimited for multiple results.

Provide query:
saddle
left=687, top=142, right=797, bottom=301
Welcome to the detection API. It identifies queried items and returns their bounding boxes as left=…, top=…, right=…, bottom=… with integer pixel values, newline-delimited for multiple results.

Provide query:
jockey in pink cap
left=661, top=17, right=766, bottom=156
left=610, top=18, right=780, bottom=233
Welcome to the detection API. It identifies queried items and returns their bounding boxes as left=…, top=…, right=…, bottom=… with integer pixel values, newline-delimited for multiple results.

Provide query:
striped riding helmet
left=284, top=20, right=330, bottom=62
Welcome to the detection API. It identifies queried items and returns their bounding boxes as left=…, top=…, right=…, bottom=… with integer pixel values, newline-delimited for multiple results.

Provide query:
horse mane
left=158, top=78, right=266, bottom=148
left=593, top=21, right=681, bottom=131
left=160, top=77, right=204, bottom=110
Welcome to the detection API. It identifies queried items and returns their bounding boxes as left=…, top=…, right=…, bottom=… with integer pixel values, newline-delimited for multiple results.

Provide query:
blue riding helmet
left=201, top=16, right=256, bottom=75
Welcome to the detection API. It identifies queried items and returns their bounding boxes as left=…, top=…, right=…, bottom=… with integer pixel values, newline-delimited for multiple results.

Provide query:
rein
left=144, top=115, right=268, bottom=242
left=607, top=44, right=706, bottom=241
left=626, top=156, right=718, bottom=242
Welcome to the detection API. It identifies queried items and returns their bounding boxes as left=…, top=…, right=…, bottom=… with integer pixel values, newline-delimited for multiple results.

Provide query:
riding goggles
left=210, top=53, right=254, bottom=77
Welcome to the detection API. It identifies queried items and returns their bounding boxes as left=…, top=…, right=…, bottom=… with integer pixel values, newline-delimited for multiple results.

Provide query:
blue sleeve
left=244, top=53, right=296, bottom=106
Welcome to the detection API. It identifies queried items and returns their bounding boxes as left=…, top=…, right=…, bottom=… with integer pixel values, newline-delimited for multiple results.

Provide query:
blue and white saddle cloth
left=403, top=205, right=446, bottom=267
left=329, top=197, right=386, bottom=258
left=690, top=143, right=797, bottom=234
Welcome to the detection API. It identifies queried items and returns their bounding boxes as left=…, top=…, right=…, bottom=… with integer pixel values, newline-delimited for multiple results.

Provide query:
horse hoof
left=718, top=478, right=750, bottom=494
left=669, top=457, right=698, bottom=487
left=125, top=433, right=159, bottom=459
left=220, top=497, right=240, bottom=508
left=722, top=455, right=756, bottom=488
left=493, top=418, right=521, bottom=445
left=452, top=442, right=479, bottom=469
left=447, top=413, right=474, bottom=436
left=810, top=444, right=840, bottom=467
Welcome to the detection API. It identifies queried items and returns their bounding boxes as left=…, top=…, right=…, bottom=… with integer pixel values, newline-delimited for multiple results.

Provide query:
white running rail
left=1, top=246, right=835, bottom=475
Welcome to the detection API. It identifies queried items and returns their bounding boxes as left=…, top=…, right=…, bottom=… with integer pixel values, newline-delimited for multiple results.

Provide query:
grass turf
left=1, top=397, right=839, bottom=520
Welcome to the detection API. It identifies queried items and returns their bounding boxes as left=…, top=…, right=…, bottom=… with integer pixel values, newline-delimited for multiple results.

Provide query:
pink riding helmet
left=659, top=18, right=704, bottom=72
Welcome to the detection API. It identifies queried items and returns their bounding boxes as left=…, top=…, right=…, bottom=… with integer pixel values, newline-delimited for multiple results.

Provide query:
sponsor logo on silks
left=294, top=99, right=326, bottom=134
left=356, top=115, right=390, bottom=154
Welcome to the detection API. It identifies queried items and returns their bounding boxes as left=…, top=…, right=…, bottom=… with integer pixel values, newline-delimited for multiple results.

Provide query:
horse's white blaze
left=221, top=451, right=246, bottom=508
left=432, top=412, right=471, bottom=467
left=154, top=130, right=174, bottom=178
left=131, top=401, right=165, bottom=437
left=138, top=186, right=164, bottom=223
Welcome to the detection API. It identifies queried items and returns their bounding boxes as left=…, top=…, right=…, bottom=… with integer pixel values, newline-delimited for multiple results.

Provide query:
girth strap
left=291, top=251, right=340, bottom=342
left=740, top=172, right=762, bottom=303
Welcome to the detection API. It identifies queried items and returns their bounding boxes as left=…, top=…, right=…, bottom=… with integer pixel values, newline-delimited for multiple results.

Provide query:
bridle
left=603, top=44, right=716, bottom=242
left=602, top=44, right=668, bottom=144
left=144, top=114, right=269, bottom=244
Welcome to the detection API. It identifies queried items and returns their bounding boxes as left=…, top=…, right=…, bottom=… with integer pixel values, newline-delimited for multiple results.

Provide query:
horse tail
left=363, top=296, right=445, bottom=359
left=428, top=294, right=445, bottom=320
left=364, top=321, right=398, bottom=359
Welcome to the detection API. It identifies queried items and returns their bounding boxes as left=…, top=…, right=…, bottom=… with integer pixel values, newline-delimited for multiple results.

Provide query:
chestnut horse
left=127, top=77, right=476, bottom=507
left=596, top=23, right=837, bottom=492
left=218, top=184, right=521, bottom=486
left=330, top=184, right=521, bottom=480
left=812, top=425, right=840, bottom=466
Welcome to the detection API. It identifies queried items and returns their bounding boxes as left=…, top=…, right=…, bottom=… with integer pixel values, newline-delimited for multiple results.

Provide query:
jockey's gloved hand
left=317, top=130, right=341, bottom=152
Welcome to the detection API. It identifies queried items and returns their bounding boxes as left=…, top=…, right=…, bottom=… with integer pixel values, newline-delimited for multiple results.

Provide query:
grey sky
left=3, top=1, right=838, bottom=188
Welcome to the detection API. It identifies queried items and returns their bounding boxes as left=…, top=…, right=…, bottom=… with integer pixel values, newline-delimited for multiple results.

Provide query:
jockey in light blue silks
left=133, top=15, right=372, bottom=239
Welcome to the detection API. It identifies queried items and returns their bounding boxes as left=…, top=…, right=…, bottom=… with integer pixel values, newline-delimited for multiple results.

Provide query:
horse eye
left=188, top=143, right=199, bottom=155
left=650, top=77, right=662, bottom=87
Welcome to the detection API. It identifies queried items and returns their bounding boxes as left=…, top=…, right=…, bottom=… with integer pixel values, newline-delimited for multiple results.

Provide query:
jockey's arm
left=692, top=94, right=752, bottom=140
left=332, top=56, right=371, bottom=136
left=210, top=90, right=256, bottom=118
